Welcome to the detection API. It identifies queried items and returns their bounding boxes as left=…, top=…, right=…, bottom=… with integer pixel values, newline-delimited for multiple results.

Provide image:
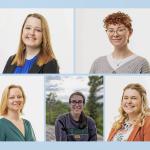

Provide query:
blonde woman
left=0, top=85, right=36, bottom=141
left=108, top=83, right=150, bottom=141
left=3, top=13, right=59, bottom=73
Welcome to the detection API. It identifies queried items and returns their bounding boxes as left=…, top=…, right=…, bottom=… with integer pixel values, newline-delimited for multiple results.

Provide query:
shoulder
left=56, top=113, right=69, bottom=121
left=86, top=116, right=96, bottom=125
left=7, top=54, right=16, bottom=61
left=0, top=118, right=6, bottom=125
left=135, top=56, right=149, bottom=63
left=23, top=119, right=32, bottom=126
left=93, top=56, right=107, bottom=64
left=43, top=58, right=59, bottom=73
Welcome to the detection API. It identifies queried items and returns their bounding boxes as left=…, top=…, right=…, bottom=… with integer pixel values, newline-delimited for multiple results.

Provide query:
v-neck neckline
left=3, top=118, right=26, bottom=138
left=106, top=55, right=137, bottom=72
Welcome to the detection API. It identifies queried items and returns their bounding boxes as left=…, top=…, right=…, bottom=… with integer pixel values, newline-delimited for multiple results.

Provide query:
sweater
left=90, top=56, right=150, bottom=74
left=55, top=113, right=97, bottom=141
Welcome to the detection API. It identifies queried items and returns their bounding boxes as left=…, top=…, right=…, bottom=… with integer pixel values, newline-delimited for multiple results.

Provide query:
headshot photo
left=46, top=75, right=103, bottom=141
left=0, top=9, right=73, bottom=74
left=75, top=9, right=150, bottom=74
left=0, top=76, right=44, bottom=141
left=105, top=76, right=150, bottom=141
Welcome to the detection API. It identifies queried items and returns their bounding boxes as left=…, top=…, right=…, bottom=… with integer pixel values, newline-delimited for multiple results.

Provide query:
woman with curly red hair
left=90, top=12, right=150, bottom=74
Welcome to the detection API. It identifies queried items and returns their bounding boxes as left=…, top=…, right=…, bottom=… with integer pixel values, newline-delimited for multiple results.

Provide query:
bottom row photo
left=0, top=75, right=150, bottom=141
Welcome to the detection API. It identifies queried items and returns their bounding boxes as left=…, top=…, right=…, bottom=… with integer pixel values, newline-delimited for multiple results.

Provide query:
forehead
left=123, top=88, right=141, bottom=97
left=24, top=16, right=41, bottom=27
left=107, top=24, right=126, bottom=29
left=70, top=94, right=84, bottom=100
left=9, top=88, right=23, bottom=95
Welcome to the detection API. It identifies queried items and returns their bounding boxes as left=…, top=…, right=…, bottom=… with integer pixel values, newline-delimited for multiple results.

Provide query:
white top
left=112, top=122, right=134, bottom=141
left=107, top=54, right=138, bottom=70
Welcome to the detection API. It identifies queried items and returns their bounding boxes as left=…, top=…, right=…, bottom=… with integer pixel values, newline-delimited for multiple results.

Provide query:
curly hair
left=104, top=11, right=133, bottom=34
left=113, top=83, right=150, bottom=130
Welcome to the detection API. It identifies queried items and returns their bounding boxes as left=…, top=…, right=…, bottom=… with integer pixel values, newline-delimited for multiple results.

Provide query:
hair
left=12, top=13, right=56, bottom=67
left=103, top=11, right=133, bottom=34
left=0, top=84, right=26, bottom=116
left=113, top=83, right=150, bottom=130
left=69, top=91, right=85, bottom=104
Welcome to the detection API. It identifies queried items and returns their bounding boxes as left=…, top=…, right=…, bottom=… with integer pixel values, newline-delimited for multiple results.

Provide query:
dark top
left=0, top=118, right=36, bottom=141
left=3, top=54, right=59, bottom=73
left=55, top=113, right=97, bottom=141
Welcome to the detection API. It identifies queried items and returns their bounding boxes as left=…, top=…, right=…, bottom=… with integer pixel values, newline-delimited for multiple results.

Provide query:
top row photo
left=1, top=9, right=150, bottom=74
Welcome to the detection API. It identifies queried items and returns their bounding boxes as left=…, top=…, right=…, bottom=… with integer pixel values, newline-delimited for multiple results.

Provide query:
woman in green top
left=0, top=84, right=36, bottom=141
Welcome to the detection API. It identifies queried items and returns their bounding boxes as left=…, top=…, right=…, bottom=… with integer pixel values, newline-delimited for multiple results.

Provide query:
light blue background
left=1, top=0, right=150, bottom=149
left=0, top=0, right=150, bottom=8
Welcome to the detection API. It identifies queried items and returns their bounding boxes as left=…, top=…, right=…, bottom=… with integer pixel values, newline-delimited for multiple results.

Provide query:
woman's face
left=106, top=24, right=131, bottom=49
left=69, top=95, right=84, bottom=116
left=7, top=88, right=24, bottom=113
left=22, top=16, right=43, bottom=49
left=121, top=88, right=142, bottom=117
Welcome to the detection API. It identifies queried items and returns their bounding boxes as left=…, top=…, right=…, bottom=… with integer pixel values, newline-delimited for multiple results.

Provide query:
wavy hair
left=113, top=83, right=150, bottom=130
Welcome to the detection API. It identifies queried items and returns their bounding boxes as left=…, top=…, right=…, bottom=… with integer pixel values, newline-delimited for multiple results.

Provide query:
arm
left=3, top=55, right=15, bottom=73
left=43, top=59, right=59, bottom=73
left=87, top=118, right=97, bottom=141
left=143, top=117, right=150, bottom=141
left=55, top=118, right=67, bottom=141
left=0, top=122, right=6, bottom=141
left=141, top=58, right=150, bottom=73
left=25, top=120, right=36, bottom=141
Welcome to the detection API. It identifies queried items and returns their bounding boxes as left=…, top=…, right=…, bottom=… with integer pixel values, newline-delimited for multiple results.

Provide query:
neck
left=70, top=111, right=80, bottom=121
left=5, top=110, right=21, bottom=121
left=127, top=113, right=139, bottom=123
left=113, top=45, right=133, bottom=60
left=26, top=47, right=40, bottom=59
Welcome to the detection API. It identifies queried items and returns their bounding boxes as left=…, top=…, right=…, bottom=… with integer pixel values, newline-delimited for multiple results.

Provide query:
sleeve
left=0, top=122, right=6, bottom=141
left=25, top=120, right=36, bottom=141
left=55, top=117, right=67, bottom=141
left=2, top=55, right=14, bottom=73
left=140, top=58, right=150, bottom=73
left=90, top=60, right=96, bottom=74
left=43, top=59, right=59, bottom=73
left=143, top=117, right=150, bottom=141
left=87, top=118, right=97, bottom=141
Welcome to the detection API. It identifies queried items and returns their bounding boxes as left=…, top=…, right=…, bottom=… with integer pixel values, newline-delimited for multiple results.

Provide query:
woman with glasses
left=108, top=83, right=150, bottom=141
left=90, top=11, right=150, bottom=73
left=55, top=91, right=97, bottom=141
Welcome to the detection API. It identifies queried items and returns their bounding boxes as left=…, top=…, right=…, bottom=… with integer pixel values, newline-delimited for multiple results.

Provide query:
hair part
left=0, top=84, right=26, bottom=116
left=12, top=13, right=56, bottom=67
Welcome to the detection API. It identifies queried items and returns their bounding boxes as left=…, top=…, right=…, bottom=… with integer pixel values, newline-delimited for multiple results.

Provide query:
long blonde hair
left=12, top=13, right=55, bottom=67
left=113, top=83, right=150, bottom=130
left=0, top=85, right=26, bottom=115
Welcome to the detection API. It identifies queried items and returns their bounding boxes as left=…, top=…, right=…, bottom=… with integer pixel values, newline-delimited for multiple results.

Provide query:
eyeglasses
left=106, top=28, right=127, bottom=35
left=70, top=100, right=83, bottom=105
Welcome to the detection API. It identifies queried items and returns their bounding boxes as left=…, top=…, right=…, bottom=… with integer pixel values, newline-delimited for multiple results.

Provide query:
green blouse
left=0, top=118, right=36, bottom=141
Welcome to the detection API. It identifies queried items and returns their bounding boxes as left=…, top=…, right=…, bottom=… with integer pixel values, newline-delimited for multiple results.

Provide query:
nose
left=113, top=31, right=119, bottom=36
left=29, top=28, right=35, bottom=35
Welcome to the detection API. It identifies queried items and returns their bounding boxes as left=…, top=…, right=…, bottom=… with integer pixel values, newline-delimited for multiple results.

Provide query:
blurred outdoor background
left=46, top=75, right=103, bottom=141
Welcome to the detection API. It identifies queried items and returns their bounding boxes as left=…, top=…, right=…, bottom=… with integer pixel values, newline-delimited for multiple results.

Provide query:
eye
left=35, top=28, right=42, bottom=32
left=17, top=95, right=23, bottom=99
left=9, top=96, right=15, bottom=99
left=25, top=26, right=31, bottom=30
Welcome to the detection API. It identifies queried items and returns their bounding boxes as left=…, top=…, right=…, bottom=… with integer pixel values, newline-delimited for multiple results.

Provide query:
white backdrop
left=0, top=9, right=73, bottom=73
left=104, top=75, right=150, bottom=141
left=76, top=9, right=150, bottom=73
left=0, top=75, right=44, bottom=141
